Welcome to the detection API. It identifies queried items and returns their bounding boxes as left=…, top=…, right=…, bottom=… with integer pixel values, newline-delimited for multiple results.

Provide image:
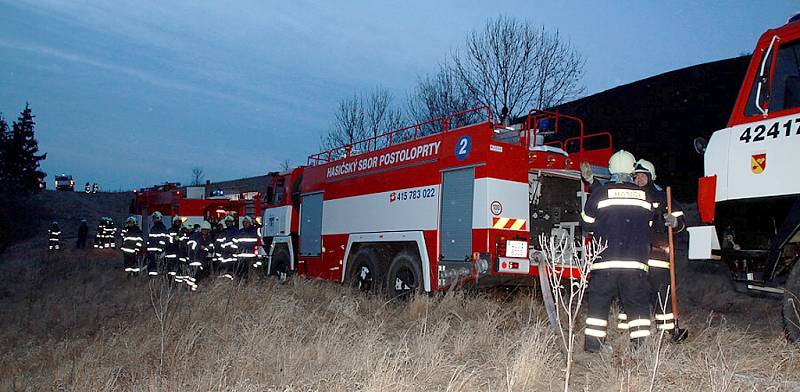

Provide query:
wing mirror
left=693, top=137, right=708, bottom=154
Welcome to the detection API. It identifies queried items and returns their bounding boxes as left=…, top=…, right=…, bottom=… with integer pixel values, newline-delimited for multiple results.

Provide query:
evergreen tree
left=0, top=114, right=8, bottom=178
left=3, top=103, right=46, bottom=192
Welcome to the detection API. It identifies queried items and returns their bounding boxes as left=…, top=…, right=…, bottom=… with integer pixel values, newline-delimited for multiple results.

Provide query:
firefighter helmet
left=152, top=211, right=163, bottom=219
left=224, top=215, right=234, bottom=223
left=608, top=150, right=636, bottom=174
left=634, top=159, right=656, bottom=181
left=126, top=216, right=137, bottom=225
left=242, top=215, right=253, bottom=224
left=172, top=216, right=182, bottom=224
left=200, top=221, right=212, bottom=230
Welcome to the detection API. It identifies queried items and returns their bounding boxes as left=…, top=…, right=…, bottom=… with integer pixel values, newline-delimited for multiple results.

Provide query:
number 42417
left=739, top=118, right=800, bottom=143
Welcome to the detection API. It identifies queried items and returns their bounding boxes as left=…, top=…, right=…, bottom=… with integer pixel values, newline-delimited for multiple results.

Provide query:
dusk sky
left=0, top=1, right=797, bottom=190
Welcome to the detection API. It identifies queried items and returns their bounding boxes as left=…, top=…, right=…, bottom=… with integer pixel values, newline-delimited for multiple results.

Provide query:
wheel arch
left=341, top=231, right=431, bottom=292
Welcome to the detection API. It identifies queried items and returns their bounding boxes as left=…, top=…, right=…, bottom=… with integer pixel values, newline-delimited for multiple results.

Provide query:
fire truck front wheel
left=385, top=251, right=422, bottom=300
left=782, top=260, right=800, bottom=341
left=349, top=248, right=386, bottom=293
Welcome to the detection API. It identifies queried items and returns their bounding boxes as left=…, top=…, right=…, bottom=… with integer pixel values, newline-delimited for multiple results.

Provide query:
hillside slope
left=0, top=191, right=797, bottom=391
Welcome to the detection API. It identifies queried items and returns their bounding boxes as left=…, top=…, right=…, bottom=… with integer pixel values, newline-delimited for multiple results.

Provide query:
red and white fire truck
left=131, top=183, right=263, bottom=230
left=261, top=107, right=613, bottom=297
left=688, top=15, right=800, bottom=339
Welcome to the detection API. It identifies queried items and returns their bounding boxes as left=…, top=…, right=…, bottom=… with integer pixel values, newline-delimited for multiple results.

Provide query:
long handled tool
left=667, top=187, right=688, bottom=341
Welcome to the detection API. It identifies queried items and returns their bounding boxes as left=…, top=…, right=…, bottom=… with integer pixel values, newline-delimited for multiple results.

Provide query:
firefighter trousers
left=585, top=269, right=652, bottom=351
left=146, top=252, right=162, bottom=276
left=648, top=264, right=675, bottom=333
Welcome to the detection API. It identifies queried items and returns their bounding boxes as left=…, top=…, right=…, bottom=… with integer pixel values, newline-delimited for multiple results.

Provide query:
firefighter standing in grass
left=103, top=218, right=117, bottom=248
left=93, top=218, right=105, bottom=248
left=48, top=221, right=61, bottom=251
left=174, top=221, right=193, bottom=284
left=633, top=159, right=687, bottom=341
left=185, top=221, right=215, bottom=291
left=217, top=216, right=239, bottom=279
left=146, top=211, right=168, bottom=277
left=77, top=219, right=88, bottom=249
left=581, top=150, right=655, bottom=352
left=164, top=216, right=183, bottom=280
left=232, top=216, right=259, bottom=278
left=121, top=217, right=144, bottom=276
left=211, top=220, right=225, bottom=269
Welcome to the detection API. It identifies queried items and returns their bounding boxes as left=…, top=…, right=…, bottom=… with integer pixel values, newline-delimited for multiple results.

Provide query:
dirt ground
left=0, top=191, right=798, bottom=391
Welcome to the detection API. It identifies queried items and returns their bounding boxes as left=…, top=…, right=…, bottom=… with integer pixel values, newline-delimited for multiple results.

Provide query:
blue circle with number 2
left=455, top=135, right=472, bottom=161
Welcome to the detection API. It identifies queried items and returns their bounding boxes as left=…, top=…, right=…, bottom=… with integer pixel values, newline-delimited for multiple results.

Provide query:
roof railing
left=307, top=105, right=493, bottom=166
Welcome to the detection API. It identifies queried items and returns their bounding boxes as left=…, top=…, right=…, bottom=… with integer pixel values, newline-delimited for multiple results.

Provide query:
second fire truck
left=261, top=107, right=613, bottom=297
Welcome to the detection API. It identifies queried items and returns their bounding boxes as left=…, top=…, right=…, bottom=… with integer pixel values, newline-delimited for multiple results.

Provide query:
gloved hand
left=580, top=161, right=593, bottom=183
left=664, top=213, right=678, bottom=228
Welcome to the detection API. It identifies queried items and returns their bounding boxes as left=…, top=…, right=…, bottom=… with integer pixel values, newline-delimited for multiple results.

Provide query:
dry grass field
left=0, top=191, right=799, bottom=391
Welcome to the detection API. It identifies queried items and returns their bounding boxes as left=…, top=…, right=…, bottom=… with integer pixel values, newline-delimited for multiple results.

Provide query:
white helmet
left=608, top=150, right=636, bottom=175
left=172, top=216, right=183, bottom=224
left=242, top=216, right=253, bottom=224
left=634, top=159, right=656, bottom=181
left=126, top=216, right=138, bottom=225
left=199, top=220, right=212, bottom=230
left=152, top=211, right=163, bottom=219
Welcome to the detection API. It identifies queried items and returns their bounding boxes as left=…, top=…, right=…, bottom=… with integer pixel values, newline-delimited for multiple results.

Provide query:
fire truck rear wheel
left=270, top=247, right=291, bottom=281
left=782, top=260, right=800, bottom=342
left=385, top=251, right=422, bottom=300
left=349, top=248, right=385, bottom=293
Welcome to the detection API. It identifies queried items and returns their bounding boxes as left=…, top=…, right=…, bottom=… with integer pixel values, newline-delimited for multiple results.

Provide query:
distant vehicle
left=54, top=174, right=75, bottom=191
left=211, top=189, right=224, bottom=197
left=688, top=14, right=800, bottom=339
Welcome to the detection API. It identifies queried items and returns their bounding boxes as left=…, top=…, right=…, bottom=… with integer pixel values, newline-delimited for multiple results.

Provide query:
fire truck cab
left=262, top=107, right=613, bottom=296
left=688, top=15, right=800, bottom=339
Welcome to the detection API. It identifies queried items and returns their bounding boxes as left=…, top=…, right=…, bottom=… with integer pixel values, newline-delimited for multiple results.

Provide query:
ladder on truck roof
left=307, top=106, right=493, bottom=166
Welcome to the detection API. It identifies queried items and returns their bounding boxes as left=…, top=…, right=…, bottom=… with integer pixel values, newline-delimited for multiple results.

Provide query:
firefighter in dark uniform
left=77, top=219, right=88, bottom=249
left=104, top=218, right=117, bottom=248
left=211, top=220, right=225, bottom=269
left=93, top=218, right=106, bottom=248
left=146, top=211, right=168, bottom=277
left=164, top=216, right=183, bottom=280
left=217, top=215, right=239, bottom=279
left=232, top=216, right=259, bottom=278
left=121, top=217, right=144, bottom=276
left=48, top=221, right=61, bottom=251
left=581, top=150, right=655, bottom=352
left=174, top=221, right=193, bottom=284
left=84, top=182, right=91, bottom=194
left=633, top=159, right=687, bottom=340
left=185, top=220, right=215, bottom=291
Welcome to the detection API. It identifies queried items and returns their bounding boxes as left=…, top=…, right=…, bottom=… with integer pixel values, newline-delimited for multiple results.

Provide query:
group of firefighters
left=580, top=150, right=685, bottom=353
left=119, top=212, right=263, bottom=291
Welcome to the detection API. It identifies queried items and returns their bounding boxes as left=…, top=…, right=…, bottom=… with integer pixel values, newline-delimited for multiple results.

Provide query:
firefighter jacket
left=147, top=221, right=168, bottom=253
left=177, top=229, right=191, bottom=262
left=581, top=180, right=655, bottom=271
left=645, top=183, right=685, bottom=269
left=233, top=226, right=260, bottom=260
left=48, top=224, right=61, bottom=248
left=164, top=224, right=183, bottom=259
left=121, top=225, right=144, bottom=254
left=187, top=232, right=215, bottom=267
left=103, top=220, right=117, bottom=246
left=94, top=220, right=105, bottom=248
left=217, top=226, right=239, bottom=263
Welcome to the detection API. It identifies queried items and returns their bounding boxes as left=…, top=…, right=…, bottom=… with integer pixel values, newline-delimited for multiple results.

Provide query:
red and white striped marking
left=492, top=217, right=527, bottom=230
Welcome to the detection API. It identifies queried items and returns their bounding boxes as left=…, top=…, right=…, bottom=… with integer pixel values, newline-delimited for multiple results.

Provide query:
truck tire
left=783, top=260, right=800, bottom=341
left=348, top=248, right=385, bottom=293
left=269, top=247, right=291, bottom=281
left=385, top=251, right=422, bottom=300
